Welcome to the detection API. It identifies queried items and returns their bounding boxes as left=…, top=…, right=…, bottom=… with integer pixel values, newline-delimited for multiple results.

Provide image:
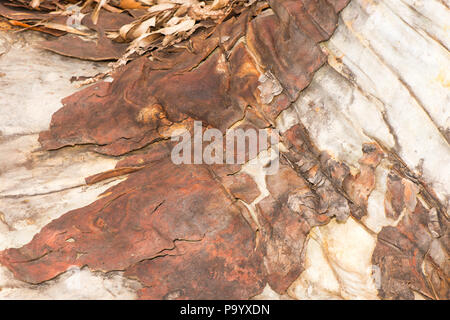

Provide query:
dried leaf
left=148, top=3, right=177, bottom=14
left=118, top=0, right=144, bottom=10
left=158, top=17, right=195, bottom=36
left=130, top=16, right=156, bottom=38
left=8, top=19, right=66, bottom=36
left=39, top=22, right=91, bottom=36
left=91, top=0, right=108, bottom=25
left=211, top=0, right=230, bottom=10
left=40, top=33, right=128, bottom=61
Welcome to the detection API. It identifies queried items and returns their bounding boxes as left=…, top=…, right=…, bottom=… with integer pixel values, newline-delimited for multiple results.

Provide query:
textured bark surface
left=373, top=171, right=449, bottom=299
left=0, top=0, right=448, bottom=300
left=1, top=0, right=352, bottom=299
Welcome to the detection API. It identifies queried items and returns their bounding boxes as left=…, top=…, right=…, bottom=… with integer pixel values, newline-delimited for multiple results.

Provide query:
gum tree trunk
left=0, top=0, right=448, bottom=300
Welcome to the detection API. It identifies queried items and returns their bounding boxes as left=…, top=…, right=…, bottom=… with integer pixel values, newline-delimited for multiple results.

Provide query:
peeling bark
left=0, top=0, right=448, bottom=301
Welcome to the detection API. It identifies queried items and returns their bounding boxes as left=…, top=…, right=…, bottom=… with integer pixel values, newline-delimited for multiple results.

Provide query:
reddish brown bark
left=3, top=1, right=410, bottom=301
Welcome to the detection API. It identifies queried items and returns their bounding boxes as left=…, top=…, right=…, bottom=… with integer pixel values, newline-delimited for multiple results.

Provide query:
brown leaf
left=39, top=33, right=128, bottom=61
